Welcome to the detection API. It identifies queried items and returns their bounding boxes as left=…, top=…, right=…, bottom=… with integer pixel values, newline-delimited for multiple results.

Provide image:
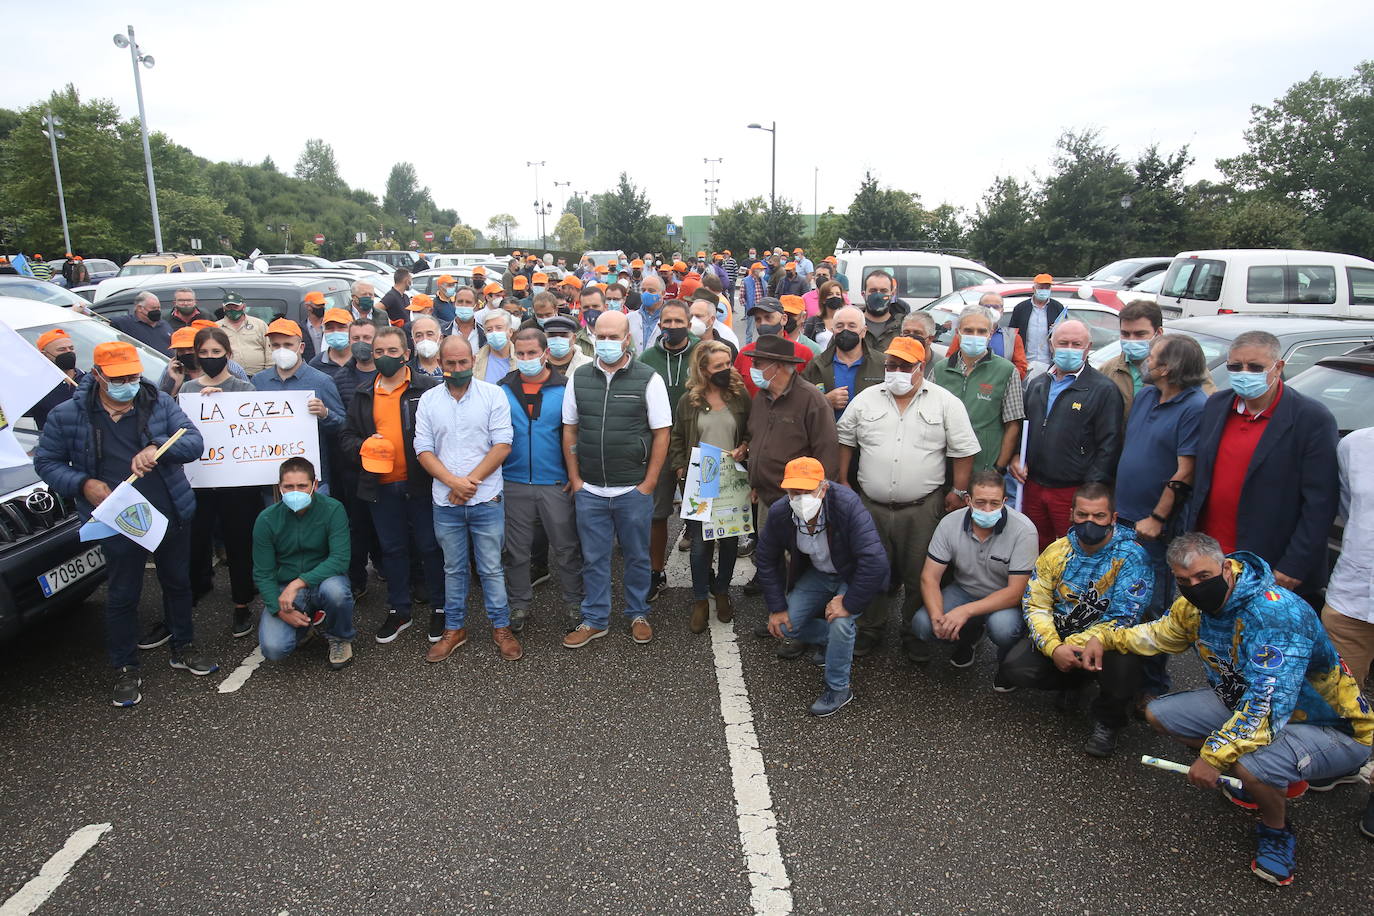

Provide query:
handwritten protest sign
left=180, top=390, right=319, bottom=487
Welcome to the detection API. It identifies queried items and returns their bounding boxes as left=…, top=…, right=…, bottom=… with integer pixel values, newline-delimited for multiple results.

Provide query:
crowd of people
left=24, top=247, right=1374, bottom=887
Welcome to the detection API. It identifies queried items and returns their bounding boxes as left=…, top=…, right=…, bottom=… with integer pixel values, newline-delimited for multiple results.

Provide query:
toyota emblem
left=25, top=490, right=56, bottom=515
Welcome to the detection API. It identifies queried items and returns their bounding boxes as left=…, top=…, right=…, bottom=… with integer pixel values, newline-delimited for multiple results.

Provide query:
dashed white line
left=217, top=647, right=264, bottom=694
left=0, top=823, right=111, bottom=916
left=708, top=614, right=793, bottom=915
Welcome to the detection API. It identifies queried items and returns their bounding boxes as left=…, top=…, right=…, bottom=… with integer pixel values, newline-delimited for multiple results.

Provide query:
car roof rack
left=838, top=240, right=972, bottom=256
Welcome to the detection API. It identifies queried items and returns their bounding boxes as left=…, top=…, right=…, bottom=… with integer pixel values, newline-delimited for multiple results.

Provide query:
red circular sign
left=313, top=234, right=324, bottom=244
left=423, top=230, right=435, bottom=241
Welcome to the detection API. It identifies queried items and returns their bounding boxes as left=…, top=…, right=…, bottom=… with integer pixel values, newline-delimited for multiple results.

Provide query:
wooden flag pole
left=122, top=427, right=187, bottom=484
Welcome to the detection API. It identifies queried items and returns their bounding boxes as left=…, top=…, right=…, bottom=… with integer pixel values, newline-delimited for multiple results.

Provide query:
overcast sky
left=5, top=0, right=1372, bottom=238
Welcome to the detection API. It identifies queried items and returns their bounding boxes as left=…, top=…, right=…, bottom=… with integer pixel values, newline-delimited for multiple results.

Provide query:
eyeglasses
left=1225, top=361, right=1273, bottom=374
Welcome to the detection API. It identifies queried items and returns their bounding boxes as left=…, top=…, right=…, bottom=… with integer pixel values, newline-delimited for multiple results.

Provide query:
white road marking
left=663, top=540, right=755, bottom=589
left=708, top=614, right=793, bottom=915
left=0, top=823, right=111, bottom=916
left=217, top=647, right=264, bottom=694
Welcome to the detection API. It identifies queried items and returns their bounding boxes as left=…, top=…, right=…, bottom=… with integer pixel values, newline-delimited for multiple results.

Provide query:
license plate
left=37, top=546, right=106, bottom=598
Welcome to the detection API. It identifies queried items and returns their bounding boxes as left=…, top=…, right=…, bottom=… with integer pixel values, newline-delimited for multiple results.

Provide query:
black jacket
left=1023, top=364, right=1123, bottom=488
left=380, top=287, right=409, bottom=325
left=1185, top=385, right=1339, bottom=591
left=1008, top=298, right=1066, bottom=355
left=339, top=371, right=442, bottom=502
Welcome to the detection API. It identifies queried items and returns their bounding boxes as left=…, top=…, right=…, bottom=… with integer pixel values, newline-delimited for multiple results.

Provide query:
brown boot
left=493, top=626, right=523, bottom=661
left=689, top=599, right=710, bottom=634
left=714, top=592, right=734, bottom=623
left=425, top=628, right=467, bottom=663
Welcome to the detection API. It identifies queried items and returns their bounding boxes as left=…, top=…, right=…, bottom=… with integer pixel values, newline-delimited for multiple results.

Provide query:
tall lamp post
left=747, top=122, right=776, bottom=244
left=526, top=161, right=546, bottom=248
left=113, top=26, right=163, bottom=253
left=42, top=110, right=72, bottom=256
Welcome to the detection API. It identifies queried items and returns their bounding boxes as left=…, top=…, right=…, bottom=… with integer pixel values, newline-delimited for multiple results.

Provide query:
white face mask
left=689, top=317, right=708, bottom=337
left=415, top=339, right=439, bottom=359
left=273, top=347, right=299, bottom=370
left=789, top=490, right=823, bottom=523
left=884, top=370, right=914, bottom=395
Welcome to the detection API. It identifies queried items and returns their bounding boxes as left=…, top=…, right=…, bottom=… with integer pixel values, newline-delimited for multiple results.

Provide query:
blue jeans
left=1134, top=532, right=1172, bottom=696
left=575, top=488, right=653, bottom=628
left=781, top=568, right=858, bottom=691
left=103, top=519, right=193, bottom=669
left=911, top=584, right=1024, bottom=657
left=368, top=481, right=446, bottom=614
left=688, top=520, right=738, bottom=600
left=432, top=499, right=509, bottom=629
left=258, top=576, right=356, bottom=660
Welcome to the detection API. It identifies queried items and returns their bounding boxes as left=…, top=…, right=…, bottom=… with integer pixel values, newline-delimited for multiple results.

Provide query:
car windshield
left=119, top=264, right=168, bottom=276
left=13, top=319, right=171, bottom=381
left=1083, top=259, right=1142, bottom=283
left=1288, top=364, right=1374, bottom=434
left=0, top=278, right=92, bottom=308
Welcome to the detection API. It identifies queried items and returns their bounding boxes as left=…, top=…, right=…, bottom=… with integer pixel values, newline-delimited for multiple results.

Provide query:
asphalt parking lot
left=2, top=530, right=1371, bottom=915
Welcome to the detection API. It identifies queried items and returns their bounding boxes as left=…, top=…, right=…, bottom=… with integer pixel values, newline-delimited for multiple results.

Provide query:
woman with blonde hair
left=669, top=340, right=752, bottom=633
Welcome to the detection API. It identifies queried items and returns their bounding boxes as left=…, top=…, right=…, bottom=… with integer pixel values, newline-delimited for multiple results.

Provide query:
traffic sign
left=666, top=222, right=677, bottom=236
left=424, top=230, right=434, bottom=242
left=313, top=234, right=325, bottom=244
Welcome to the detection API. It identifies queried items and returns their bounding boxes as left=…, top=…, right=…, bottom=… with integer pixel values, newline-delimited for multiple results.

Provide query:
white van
left=1157, top=249, right=1374, bottom=319
left=832, top=242, right=1003, bottom=310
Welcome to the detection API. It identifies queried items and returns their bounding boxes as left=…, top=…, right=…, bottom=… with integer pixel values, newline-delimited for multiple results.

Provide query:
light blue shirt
left=795, top=505, right=837, bottom=574
left=1028, top=304, right=1050, bottom=363
left=413, top=378, right=514, bottom=507
left=1046, top=370, right=1079, bottom=415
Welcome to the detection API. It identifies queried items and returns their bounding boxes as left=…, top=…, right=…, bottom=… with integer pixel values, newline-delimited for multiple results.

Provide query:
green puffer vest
left=572, top=359, right=655, bottom=487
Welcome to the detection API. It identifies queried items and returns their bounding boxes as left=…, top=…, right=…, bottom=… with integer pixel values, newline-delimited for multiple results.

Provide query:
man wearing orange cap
left=217, top=290, right=271, bottom=373
left=26, top=328, right=83, bottom=429
left=1009, top=274, right=1066, bottom=372
left=301, top=290, right=329, bottom=361
left=509, top=275, right=532, bottom=315
left=837, top=336, right=981, bottom=661
left=779, top=295, right=822, bottom=357
left=252, top=318, right=348, bottom=487
left=775, top=261, right=806, bottom=298
left=627, top=258, right=647, bottom=293
left=34, top=340, right=214, bottom=706
left=793, top=247, right=814, bottom=281
left=755, top=456, right=889, bottom=716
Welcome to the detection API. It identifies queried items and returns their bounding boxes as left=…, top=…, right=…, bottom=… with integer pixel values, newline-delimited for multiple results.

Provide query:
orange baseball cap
left=780, top=456, right=826, bottom=490
left=793, top=247, right=804, bottom=254
left=323, top=307, right=353, bottom=326
left=823, top=255, right=838, bottom=264
left=436, top=274, right=455, bottom=285
left=303, top=290, right=326, bottom=305
left=885, top=337, right=927, bottom=365
left=593, top=264, right=608, bottom=274
left=266, top=318, right=303, bottom=338
left=785, top=261, right=797, bottom=270
left=512, top=276, right=529, bottom=290
left=779, top=295, right=805, bottom=315
left=511, top=250, right=522, bottom=257
left=561, top=275, right=583, bottom=289
left=672, top=260, right=688, bottom=272
left=1033, top=273, right=1054, bottom=284
left=93, top=341, right=142, bottom=376
left=359, top=436, right=396, bottom=474
left=532, top=272, right=548, bottom=283
left=607, top=260, right=618, bottom=267
left=170, top=327, right=198, bottom=349
left=630, top=259, right=644, bottom=268
left=35, top=328, right=69, bottom=352
left=526, top=254, right=538, bottom=262
left=678, top=277, right=702, bottom=300
left=483, top=282, right=502, bottom=295
left=594, top=282, right=608, bottom=291
left=407, top=293, right=434, bottom=312
left=696, top=251, right=706, bottom=258
left=471, top=266, right=486, bottom=275
left=192, top=319, right=218, bottom=330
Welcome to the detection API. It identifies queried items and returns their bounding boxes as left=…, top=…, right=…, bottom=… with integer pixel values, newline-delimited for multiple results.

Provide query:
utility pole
left=113, top=25, right=163, bottom=253
left=526, top=161, right=546, bottom=247
left=42, top=110, right=72, bottom=256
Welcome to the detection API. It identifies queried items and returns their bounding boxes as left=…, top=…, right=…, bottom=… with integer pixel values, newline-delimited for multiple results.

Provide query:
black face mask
left=53, top=351, right=77, bottom=372
left=199, top=355, right=228, bottom=378
left=146, top=308, right=163, bottom=323
left=865, top=292, right=890, bottom=316
left=824, top=296, right=843, bottom=310
left=351, top=342, right=373, bottom=362
left=1072, top=520, right=1112, bottom=547
left=833, top=329, right=861, bottom=352
left=757, top=322, right=781, bottom=336
left=710, top=368, right=732, bottom=389
left=661, top=326, right=688, bottom=346
left=309, top=306, right=326, bottom=318
left=374, top=355, right=406, bottom=378
left=1179, top=573, right=1231, bottom=616
left=784, top=317, right=798, bottom=334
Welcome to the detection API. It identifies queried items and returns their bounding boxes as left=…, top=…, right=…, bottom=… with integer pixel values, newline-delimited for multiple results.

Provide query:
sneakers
left=776, top=638, right=807, bottom=661
left=1306, top=771, right=1365, bottom=792
left=1083, top=722, right=1120, bottom=758
left=646, top=571, right=666, bottom=603
left=427, top=610, right=445, bottom=643
left=425, top=628, right=468, bottom=663
left=901, top=634, right=929, bottom=664
left=562, top=623, right=607, bottom=649
left=808, top=687, right=854, bottom=717
left=677, top=528, right=693, bottom=552
left=992, top=675, right=1018, bottom=694
left=327, top=639, right=353, bottom=670
left=168, top=644, right=218, bottom=676
left=852, top=631, right=883, bottom=658
left=493, top=626, right=524, bottom=661
left=809, top=646, right=827, bottom=667
left=1251, top=822, right=1297, bottom=886
left=375, top=610, right=411, bottom=644
left=1362, top=797, right=1374, bottom=842
left=630, top=616, right=653, bottom=644
left=231, top=606, right=254, bottom=639
left=714, top=592, right=734, bottom=623
left=137, top=621, right=171, bottom=650
left=112, top=666, right=142, bottom=707
left=689, top=599, right=710, bottom=634
left=949, top=639, right=977, bottom=668
left=530, top=565, right=551, bottom=587
left=1223, top=780, right=1309, bottom=811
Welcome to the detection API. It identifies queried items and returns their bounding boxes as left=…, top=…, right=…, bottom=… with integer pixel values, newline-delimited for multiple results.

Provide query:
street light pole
left=113, top=25, right=163, bottom=253
left=42, top=110, right=72, bottom=256
left=526, top=161, right=546, bottom=248
left=747, top=122, right=777, bottom=244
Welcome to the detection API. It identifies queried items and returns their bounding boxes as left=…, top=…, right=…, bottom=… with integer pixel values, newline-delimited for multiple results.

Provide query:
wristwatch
left=1149, top=511, right=1168, bottom=523
left=952, top=489, right=969, bottom=500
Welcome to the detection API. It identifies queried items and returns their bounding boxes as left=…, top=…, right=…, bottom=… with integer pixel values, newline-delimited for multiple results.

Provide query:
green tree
left=966, top=176, right=1037, bottom=275
left=564, top=193, right=598, bottom=240
left=844, top=172, right=922, bottom=243
left=554, top=212, right=585, bottom=251
left=0, top=108, right=20, bottom=142
left=293, top=139, right=345, bottom=195
left=1032, top=129, right=1134, bottom=275
left=383, top=162, right=430, bottom=219
left=1123, top=144, right=1193, bottom=254
left=921, top=203, right=967, bottom=250
left=709, top=196, right=768, bottom=254
left=450, top=224, right=477, bottom=248
left=486, top=213, right=517, bottom=245
left=593, top=173, right=661, bottom=253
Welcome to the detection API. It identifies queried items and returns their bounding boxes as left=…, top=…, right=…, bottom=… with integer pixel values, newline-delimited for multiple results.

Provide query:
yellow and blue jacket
left=1023, top=524, right=1153, bottom=655
left=1072, top=552, right=1374, bottom=770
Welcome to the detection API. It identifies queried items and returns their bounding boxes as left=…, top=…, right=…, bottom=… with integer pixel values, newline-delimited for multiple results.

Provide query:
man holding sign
left=34, top=342, right=216, bottom=708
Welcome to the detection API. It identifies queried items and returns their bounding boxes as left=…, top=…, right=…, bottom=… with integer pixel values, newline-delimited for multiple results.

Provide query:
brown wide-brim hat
left=751, top=334, right=805, bottom=364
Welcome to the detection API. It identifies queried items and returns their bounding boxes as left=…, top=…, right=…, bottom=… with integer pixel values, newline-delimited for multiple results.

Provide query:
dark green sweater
left=252, top=494, right=350, bottom=613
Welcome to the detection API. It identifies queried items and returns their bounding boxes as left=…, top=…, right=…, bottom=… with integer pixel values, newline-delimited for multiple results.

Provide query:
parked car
left=89, top=273, right=355, bottom=333
left=1080, top=256, right=1173, bottom=291
left=0, top=298, right=171, bottom=382
left=580, top=249, right=628, bottom=269
left=0, top=276, right=100, bottom=311
left=118, top=253, right=207, bottom=277
left=921, top=283, right=1126, bottom=352
left=1156, top=249, right=1374, bottom=319
left=409, top=267, right=486, bottom=297
left=833, top=243, right=1005, bottom=311
left=1088, top=315, right=1374, bottom=391
left=252, top=254, right=338, bottom=270
left=1287, top=343, right=1374, bottom=437
left=198, top=254, right=239, bottom=271
left=429, top=253, right=495, bottom=270
left=336, top=258, right=394, bottom=275
left=47, top=257, right=120, bottom=286
left=363, top=250, right=421, bottom=269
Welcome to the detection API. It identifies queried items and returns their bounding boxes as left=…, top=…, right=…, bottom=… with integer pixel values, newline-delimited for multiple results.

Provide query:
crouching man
left=253, top=457, right=356, bottom=670
left=756, top=457, right=889, bottom=717
left=1073, top=533, right=1373, bottom=886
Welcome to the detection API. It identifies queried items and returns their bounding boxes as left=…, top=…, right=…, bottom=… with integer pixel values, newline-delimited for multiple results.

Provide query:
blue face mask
left=640, top=292, right=661, bottom=309
left=749, top=366, right=769, bottom=389
left=281, top=490, right=312, bottom=512
left=606, top=301, right=625, bottom=312
left=536, top=315, right=550, bottom=327
left=547, top=337, right=572, bottom=358
left=595, top=339, right=624, bottom=363
left=1120, top=339, right=1151, bottom=362
left=970, top=506, right=1003, bottom=529
left=455, top=306, right=475, bottom=322
left=516, top=357, right=544, bottom=377
left=107, top=379, right=140, bottom=402
left=1230, top=369, right=1273, bottom=400
left=1033, top=289, right=1051, bottom=303
left=324, top=331, right=350, bottom=351
left=960, top=335, right=989, bottom=357
left=1053, top=348, right=1085, bottom=372
left=487, top=332, right=508, bottom=351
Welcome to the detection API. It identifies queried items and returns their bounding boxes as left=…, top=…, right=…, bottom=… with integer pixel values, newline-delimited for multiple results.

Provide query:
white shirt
left=561, top=357, right=672, bottom=498
left=1328, top=427, right=1374, bottom=623
left=413, top=378, right=514, bottom=507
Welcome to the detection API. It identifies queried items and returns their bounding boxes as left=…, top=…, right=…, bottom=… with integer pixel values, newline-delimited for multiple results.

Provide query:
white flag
left=88, top=481, right=169, bottom=551
left=0, top=317, right=68, bottom=428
